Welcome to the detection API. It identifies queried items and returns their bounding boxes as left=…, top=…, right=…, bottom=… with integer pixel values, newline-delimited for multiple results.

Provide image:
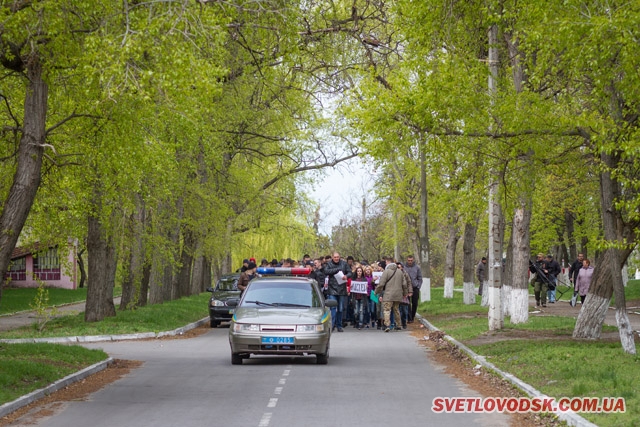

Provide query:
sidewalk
left=0, top=298, right=121, bottom=333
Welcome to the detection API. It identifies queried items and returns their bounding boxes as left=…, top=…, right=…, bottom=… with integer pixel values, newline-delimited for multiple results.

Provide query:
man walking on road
left=375, top=256, right=410, bottom=332
left=323, top=252, right=352, bottom=332
left=404, top=255, right=422, bottom=322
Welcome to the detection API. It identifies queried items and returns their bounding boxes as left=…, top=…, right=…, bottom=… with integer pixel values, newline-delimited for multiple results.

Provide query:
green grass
left=475, top=340, right=640, bottom=427
left=0, top=288, right=89, bottom=315
left=0, top=343, right=108, bottom=405
left=0, top=292, right=211, bottom=339
left=420, top=287, right=638, bottom=427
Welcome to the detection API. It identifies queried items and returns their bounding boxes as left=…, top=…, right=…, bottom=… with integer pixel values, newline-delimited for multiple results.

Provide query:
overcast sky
left=306, top=157, right=378, bottom=235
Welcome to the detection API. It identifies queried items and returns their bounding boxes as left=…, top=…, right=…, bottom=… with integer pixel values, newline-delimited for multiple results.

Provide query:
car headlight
left=233, top=323, right=260, bottom=332
left=210, top=300, right=225, bottom=307
left=296, top=324, right=324, bottom=333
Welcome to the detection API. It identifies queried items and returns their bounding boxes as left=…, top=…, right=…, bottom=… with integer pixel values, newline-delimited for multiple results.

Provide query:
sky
left=306, top=157, right=378, bottom=236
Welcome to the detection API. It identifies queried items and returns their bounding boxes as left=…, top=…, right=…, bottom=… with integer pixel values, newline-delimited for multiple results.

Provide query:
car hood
left=233, top=307, right=327, bottom=324
left=211, top=291, right=241, bottom=301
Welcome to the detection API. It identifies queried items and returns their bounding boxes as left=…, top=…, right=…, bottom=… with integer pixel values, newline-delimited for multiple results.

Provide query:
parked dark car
left=206, top=273, right=241, bottom=328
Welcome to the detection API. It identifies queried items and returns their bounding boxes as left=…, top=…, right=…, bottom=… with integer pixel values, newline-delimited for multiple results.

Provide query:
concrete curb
left=0, top=317, right=211, bottom=419
left=417, top=314, right=598, bottom=427
left=0, top=317, right=210, bottom=344
left=0, top=357, right=114, bottom=419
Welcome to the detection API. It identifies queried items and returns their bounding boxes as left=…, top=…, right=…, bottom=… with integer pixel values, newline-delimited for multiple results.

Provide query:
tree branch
left=262, top=151, right=360, bottom=190
left=45, top=112, right=101, bottom=135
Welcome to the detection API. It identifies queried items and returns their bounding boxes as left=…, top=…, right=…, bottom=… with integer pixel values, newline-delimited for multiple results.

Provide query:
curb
left=417, top=314, right=598, bottom=427
left=0, top=357, right=114, bottom=419
left=0, top=317, right=210, bottom=344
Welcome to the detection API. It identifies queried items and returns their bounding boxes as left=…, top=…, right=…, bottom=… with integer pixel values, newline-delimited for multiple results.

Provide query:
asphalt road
left=21, top=325, right=511, bottom=427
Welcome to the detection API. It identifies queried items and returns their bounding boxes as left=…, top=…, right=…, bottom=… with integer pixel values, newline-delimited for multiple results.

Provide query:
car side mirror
left=324, top=299, right=338, bottom=308
left=206, top=287, right=214, bottom=292
left=226, top=299, right=238, bottom=307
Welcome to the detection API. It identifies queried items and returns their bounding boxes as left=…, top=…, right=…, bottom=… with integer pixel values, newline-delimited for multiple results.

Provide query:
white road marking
left=279, top=378, right=286, bottom=385
left=258, top=413, right=272, bottom=427
left=267, top=398, right=278, bottom=408
left=274, top=387, right=283, bottom=395
left=283, top=369, right=290, bottom=376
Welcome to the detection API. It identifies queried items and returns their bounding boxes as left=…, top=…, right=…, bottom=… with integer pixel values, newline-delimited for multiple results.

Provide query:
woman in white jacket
left=575, top=259, right=594, bottom=304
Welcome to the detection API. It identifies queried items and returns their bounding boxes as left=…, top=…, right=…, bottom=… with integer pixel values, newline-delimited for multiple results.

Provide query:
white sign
left=335, top=270, right=347, bottom=284
left=350, top=280, right=368, bottom=295
left=372, top=271, right=383, bottom=284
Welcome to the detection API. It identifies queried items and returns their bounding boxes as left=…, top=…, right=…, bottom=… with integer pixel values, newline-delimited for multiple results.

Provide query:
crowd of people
left=237, top=253, right=423, bottom=333
left=237, top=250, right=595, bottom=327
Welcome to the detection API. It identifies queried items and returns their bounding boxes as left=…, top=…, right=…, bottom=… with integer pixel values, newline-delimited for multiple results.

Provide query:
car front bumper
left=229, top=331, right=330, bottom=356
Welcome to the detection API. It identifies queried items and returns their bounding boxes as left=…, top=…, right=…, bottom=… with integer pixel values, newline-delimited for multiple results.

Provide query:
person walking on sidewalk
left=575, top=258, right=594, bottom=304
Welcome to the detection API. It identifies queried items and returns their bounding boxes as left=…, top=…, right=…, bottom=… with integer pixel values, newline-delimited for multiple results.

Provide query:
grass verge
left=420, top=285, right=639, bottom=427
left=0, top=343, right=108, bottom=405
left=0, top=292, right=210, bottom=339
left=0, top=288, right=89, bottom=315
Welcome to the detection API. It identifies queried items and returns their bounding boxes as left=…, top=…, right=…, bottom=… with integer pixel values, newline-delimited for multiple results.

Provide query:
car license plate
left=261, top=336, right=294, bottom=344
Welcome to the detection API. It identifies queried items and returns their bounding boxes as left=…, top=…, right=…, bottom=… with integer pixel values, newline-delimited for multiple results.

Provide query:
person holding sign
left=322, top=252, right=352, bottom=332
left=351, top=266, right=370, bottom=329
left=375, top=256, right=411, bottom=332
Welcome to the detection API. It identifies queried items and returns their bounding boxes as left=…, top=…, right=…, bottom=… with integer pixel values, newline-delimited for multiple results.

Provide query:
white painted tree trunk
left=463, top=281, right=476, bottom=304
left=616, top=309, right=636, bottom=355
left=481, top=282, right=489, bottom=306
left=510, top=288, right=530, bottom=324
left=420, top=278, right=431, bottom=302
left=574, top=294, right=609, bottom=339
left=444, top=277, right=454, bottom=298
left=486, top=23, right=503, bottom=331
left=502, top=284, right=512, bottom=317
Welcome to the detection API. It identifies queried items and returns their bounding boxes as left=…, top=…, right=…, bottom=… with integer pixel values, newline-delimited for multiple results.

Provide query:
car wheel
left=231, top=353, right=243, bottom=365
left=210, top=319, right=219, bottom=328
left=316, top=348, right=329, bottom=365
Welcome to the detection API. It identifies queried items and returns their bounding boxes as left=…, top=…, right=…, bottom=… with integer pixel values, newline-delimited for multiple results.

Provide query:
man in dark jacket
left=404, top=255, right=422, bottom=322
left=568, top=253, right=584, bottom=288
left=310, top=258, right=326, bottom=292
left=545, top=254, right=561, bottom=303
left=322, top=252, right=352, bottom=332
left=530, top=253, right=548, bottom=307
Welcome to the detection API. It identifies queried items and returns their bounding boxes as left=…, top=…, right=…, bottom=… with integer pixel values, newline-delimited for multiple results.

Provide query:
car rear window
left=242, top=281, right=322, bottom=307
left=216, top=277, right=239, bottom=291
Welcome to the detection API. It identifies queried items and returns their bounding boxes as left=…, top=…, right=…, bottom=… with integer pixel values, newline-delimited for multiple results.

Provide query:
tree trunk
left=487, top=23, right=503, bottom=331
left=574, top=151, right=636, bottom=354
left=85, top=210, right=116, bottom=322
left=443, top=211, right=459, bottom=299
left=502, top=225, right=514, bottom=318
left=565, top=209, right=576, bottom=262
left=191, top=252, right=206, bottom=295
left=510, top=199, right=532, bottom=324
left=0, top=62, right=47, bottom=304
left=462, top=221, right=477, bottom=305
left=419, top=139, right=431, bottom=301
left=175, top=228, right=195, bottom=298
left=77, top=248, right=87, bottom=288
left=120, top=195, right=145, bottom=310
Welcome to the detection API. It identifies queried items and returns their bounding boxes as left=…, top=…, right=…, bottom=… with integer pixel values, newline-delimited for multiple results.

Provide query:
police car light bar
left=257, top=267, right=311, bottom=275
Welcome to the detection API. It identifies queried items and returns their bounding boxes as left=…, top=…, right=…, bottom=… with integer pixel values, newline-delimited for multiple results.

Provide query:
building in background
left=3, top=242, right=78, bottom=289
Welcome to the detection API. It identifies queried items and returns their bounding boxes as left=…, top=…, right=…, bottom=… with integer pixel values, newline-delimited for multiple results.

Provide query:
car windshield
left=215, top=276, right=239, bottom=291
left=241, top=281, right=321, bottom=308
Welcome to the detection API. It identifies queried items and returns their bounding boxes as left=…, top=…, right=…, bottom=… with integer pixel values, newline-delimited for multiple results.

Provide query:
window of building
left=5, top=256, right=27, bottom=281
left=34, top=247, right=61, bottom=281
